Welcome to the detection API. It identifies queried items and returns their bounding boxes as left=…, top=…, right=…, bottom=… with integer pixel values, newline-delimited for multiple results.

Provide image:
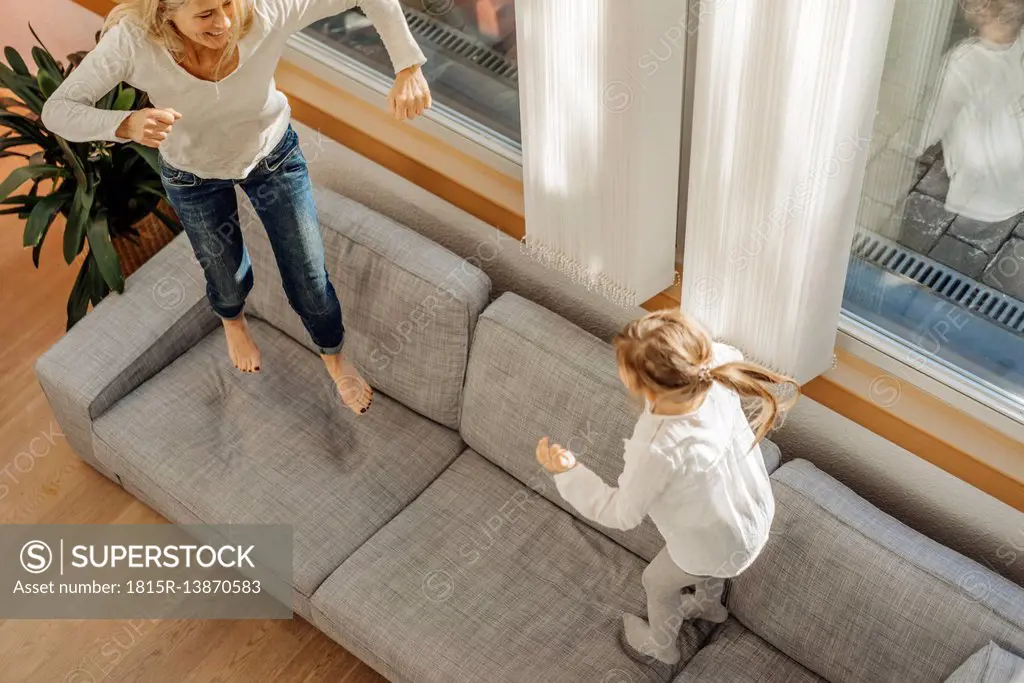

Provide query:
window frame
left=285, top=29, right=524, bottom=181
left=837, top=315, right=1024, bottom=443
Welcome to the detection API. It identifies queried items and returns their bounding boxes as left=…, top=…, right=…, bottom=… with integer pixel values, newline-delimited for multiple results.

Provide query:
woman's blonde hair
left=613, top=309, right=800, bottom=447
left=103, top=0, right=254, bottom=79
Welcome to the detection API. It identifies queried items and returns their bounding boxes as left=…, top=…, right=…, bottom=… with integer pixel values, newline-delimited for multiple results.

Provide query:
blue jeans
left=159, top=125, right=344, bottom=355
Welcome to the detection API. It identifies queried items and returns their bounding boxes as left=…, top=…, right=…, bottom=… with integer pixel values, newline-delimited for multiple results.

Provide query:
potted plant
left=0, top=25, right=180, bottom=330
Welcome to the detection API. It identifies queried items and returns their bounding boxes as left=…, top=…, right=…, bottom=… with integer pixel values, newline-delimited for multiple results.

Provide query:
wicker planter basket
left=111, top=201, right=178, bottom=278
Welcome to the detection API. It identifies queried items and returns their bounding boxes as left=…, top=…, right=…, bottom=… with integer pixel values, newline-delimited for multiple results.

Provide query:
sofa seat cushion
left=241, top=186, right=491, bottom=429
left=311, top=449, right=714, bottom=683
left=91, top=317, right=464, bottom=599
left=673, top=619, right=825, bottom=683
left=729, top=459, right=1024, bottom=683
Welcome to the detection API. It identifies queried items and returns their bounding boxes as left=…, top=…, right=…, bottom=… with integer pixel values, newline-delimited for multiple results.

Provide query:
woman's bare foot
left=222, top=315, right=262, bottom=373
left=322, top=353, right=373, bottom=414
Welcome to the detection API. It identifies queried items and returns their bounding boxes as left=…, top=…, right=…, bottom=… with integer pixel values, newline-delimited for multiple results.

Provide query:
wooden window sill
left=805, top=350, right=1023, bottom=510
left=66, top=0, right=1024, bottom=509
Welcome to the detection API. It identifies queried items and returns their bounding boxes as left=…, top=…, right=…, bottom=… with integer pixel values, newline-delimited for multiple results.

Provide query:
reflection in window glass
left=845, top=0, right=1024, bottom=414
left=302, top=1, right=521, bottom=148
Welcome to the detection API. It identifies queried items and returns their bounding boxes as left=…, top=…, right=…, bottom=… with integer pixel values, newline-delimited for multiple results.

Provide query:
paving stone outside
left=915, top=157, right=950, bottom=200
left=919, top=143, right=941, bottom=167
left=948, top=214, right=1019, bottom=254
left=893, top=152, right=1024, bottom=302
left=981, top=238, right=1024, bottom=301
left=914, top=159, right=931, bottom=184
left=899, top=192, right=956, bottom=253
left=928, top=235, right=990, bottom=279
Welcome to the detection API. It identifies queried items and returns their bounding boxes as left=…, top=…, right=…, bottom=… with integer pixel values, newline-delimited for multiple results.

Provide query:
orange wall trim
left=66, top=0, right=1023, bottom=510
left=71, top=0, right=115, bottom=18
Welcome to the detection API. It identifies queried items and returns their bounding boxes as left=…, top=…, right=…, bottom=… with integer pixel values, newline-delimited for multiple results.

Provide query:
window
left=300, top=0, right=521, bottom=152
left=843, top=0, right=1024, bottom=424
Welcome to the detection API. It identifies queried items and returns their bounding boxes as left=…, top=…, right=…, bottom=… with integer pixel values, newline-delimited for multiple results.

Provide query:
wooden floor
left=0, top=4, right=384, bottom=682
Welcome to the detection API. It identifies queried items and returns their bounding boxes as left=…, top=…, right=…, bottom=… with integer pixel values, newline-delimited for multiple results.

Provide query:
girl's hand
left=387, top=64, right=431, bottom=121
left=117, top=107, right=182, bottom=148
left=536, top=437, right=577, bottom=474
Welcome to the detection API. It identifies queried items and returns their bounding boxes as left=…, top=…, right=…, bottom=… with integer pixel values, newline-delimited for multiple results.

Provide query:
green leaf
left=2, top=192, right=36, bottom=202
left=86, top=251, right=111, bottom=305
left=86, top=213, right=125, bottom=293
left=0, top=164, right=66, bottom=203
left=3, top=47, right=29, bottom=76
left=63, top=181, right=95, bottom=264
left=36, top=69, right=59, bottom=98
left=31, top=231, right=48, bottom=267
left=24, top=192, right=69, bottom=247
left=128, top=143, right=161, bottom=175
left=0, top=65, right=44, bottom=114
left=1, top=193, right=41, bottom=207
left=112, top=87, right=135, bottom=111
left=97, top=85, right=117, bottom=111
left=0, top=112, right=50, bottom=146
left=0, top=96, right=30, bottom=111
left=55, top=136, right=87, bottom=188
left=0, top=99, right=32, bottom=116
left=0, top=136, right=33, bottom=152
left=28, top=23, right=54, bottom=60
left=67, top=258, right=92, bottom=330
left=31, top=46, right=62, bottom=83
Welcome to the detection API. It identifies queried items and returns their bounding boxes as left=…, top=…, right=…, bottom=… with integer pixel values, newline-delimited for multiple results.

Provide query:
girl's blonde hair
left=103, top=0, right=254, bottom=79
left=613, top=309, right=800, bottom=447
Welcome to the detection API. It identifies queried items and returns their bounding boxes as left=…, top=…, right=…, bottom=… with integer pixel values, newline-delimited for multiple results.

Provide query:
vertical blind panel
left=682, top=0, right=895, bottom=384
left=516, top=0, right=685, bottom=307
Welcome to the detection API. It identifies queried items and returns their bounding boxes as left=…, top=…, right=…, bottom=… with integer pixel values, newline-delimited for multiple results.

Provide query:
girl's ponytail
left=615, top=309, right=799, bottom=448
left=710, top=362, right=800, bottom=447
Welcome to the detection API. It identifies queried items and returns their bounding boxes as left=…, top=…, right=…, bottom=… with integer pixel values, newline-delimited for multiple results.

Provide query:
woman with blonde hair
left=42, top=0, right=433, bottom=414
left=537, top=309, right=799, bottom=666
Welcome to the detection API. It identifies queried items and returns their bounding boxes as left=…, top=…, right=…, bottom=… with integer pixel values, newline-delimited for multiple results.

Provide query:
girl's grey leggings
left=642, top=546, right=726, bottom=649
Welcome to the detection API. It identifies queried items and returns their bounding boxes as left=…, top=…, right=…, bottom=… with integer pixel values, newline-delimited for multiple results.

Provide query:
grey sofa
left=36, top=186, right=1024, bottom=682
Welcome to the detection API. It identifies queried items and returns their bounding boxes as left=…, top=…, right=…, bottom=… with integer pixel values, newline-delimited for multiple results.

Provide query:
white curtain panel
left=515, top=0, right=686, bottom=307
left=682, top=0, right=895, bottom=383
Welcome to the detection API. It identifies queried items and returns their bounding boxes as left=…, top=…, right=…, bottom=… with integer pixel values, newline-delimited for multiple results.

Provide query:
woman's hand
left=387, top=65, right=431, bottom=121
left=116, top=107, right=182, bottom=148
left=536, top=437, right=577, bottom=475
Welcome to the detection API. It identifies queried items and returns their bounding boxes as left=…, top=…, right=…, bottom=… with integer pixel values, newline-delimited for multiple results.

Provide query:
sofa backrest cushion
left=729, top=458, right=1024, bottom=683
left=244, top=187, right=490, bottom=429
left=460, top=292, right=782, bottom=563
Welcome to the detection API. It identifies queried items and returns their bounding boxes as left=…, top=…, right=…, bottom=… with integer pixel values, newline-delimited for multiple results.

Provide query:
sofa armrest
left=760, top=438, right=781, bottom=474
left=729, top=459, right=1024, bottom=683
left=34, top=233, right=218, bottom=482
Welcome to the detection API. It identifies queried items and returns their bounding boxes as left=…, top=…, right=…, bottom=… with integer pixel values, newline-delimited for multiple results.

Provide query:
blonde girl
left=537, top=309, right=799, bottom=665
left=42, top=0, right=432, bottom=414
